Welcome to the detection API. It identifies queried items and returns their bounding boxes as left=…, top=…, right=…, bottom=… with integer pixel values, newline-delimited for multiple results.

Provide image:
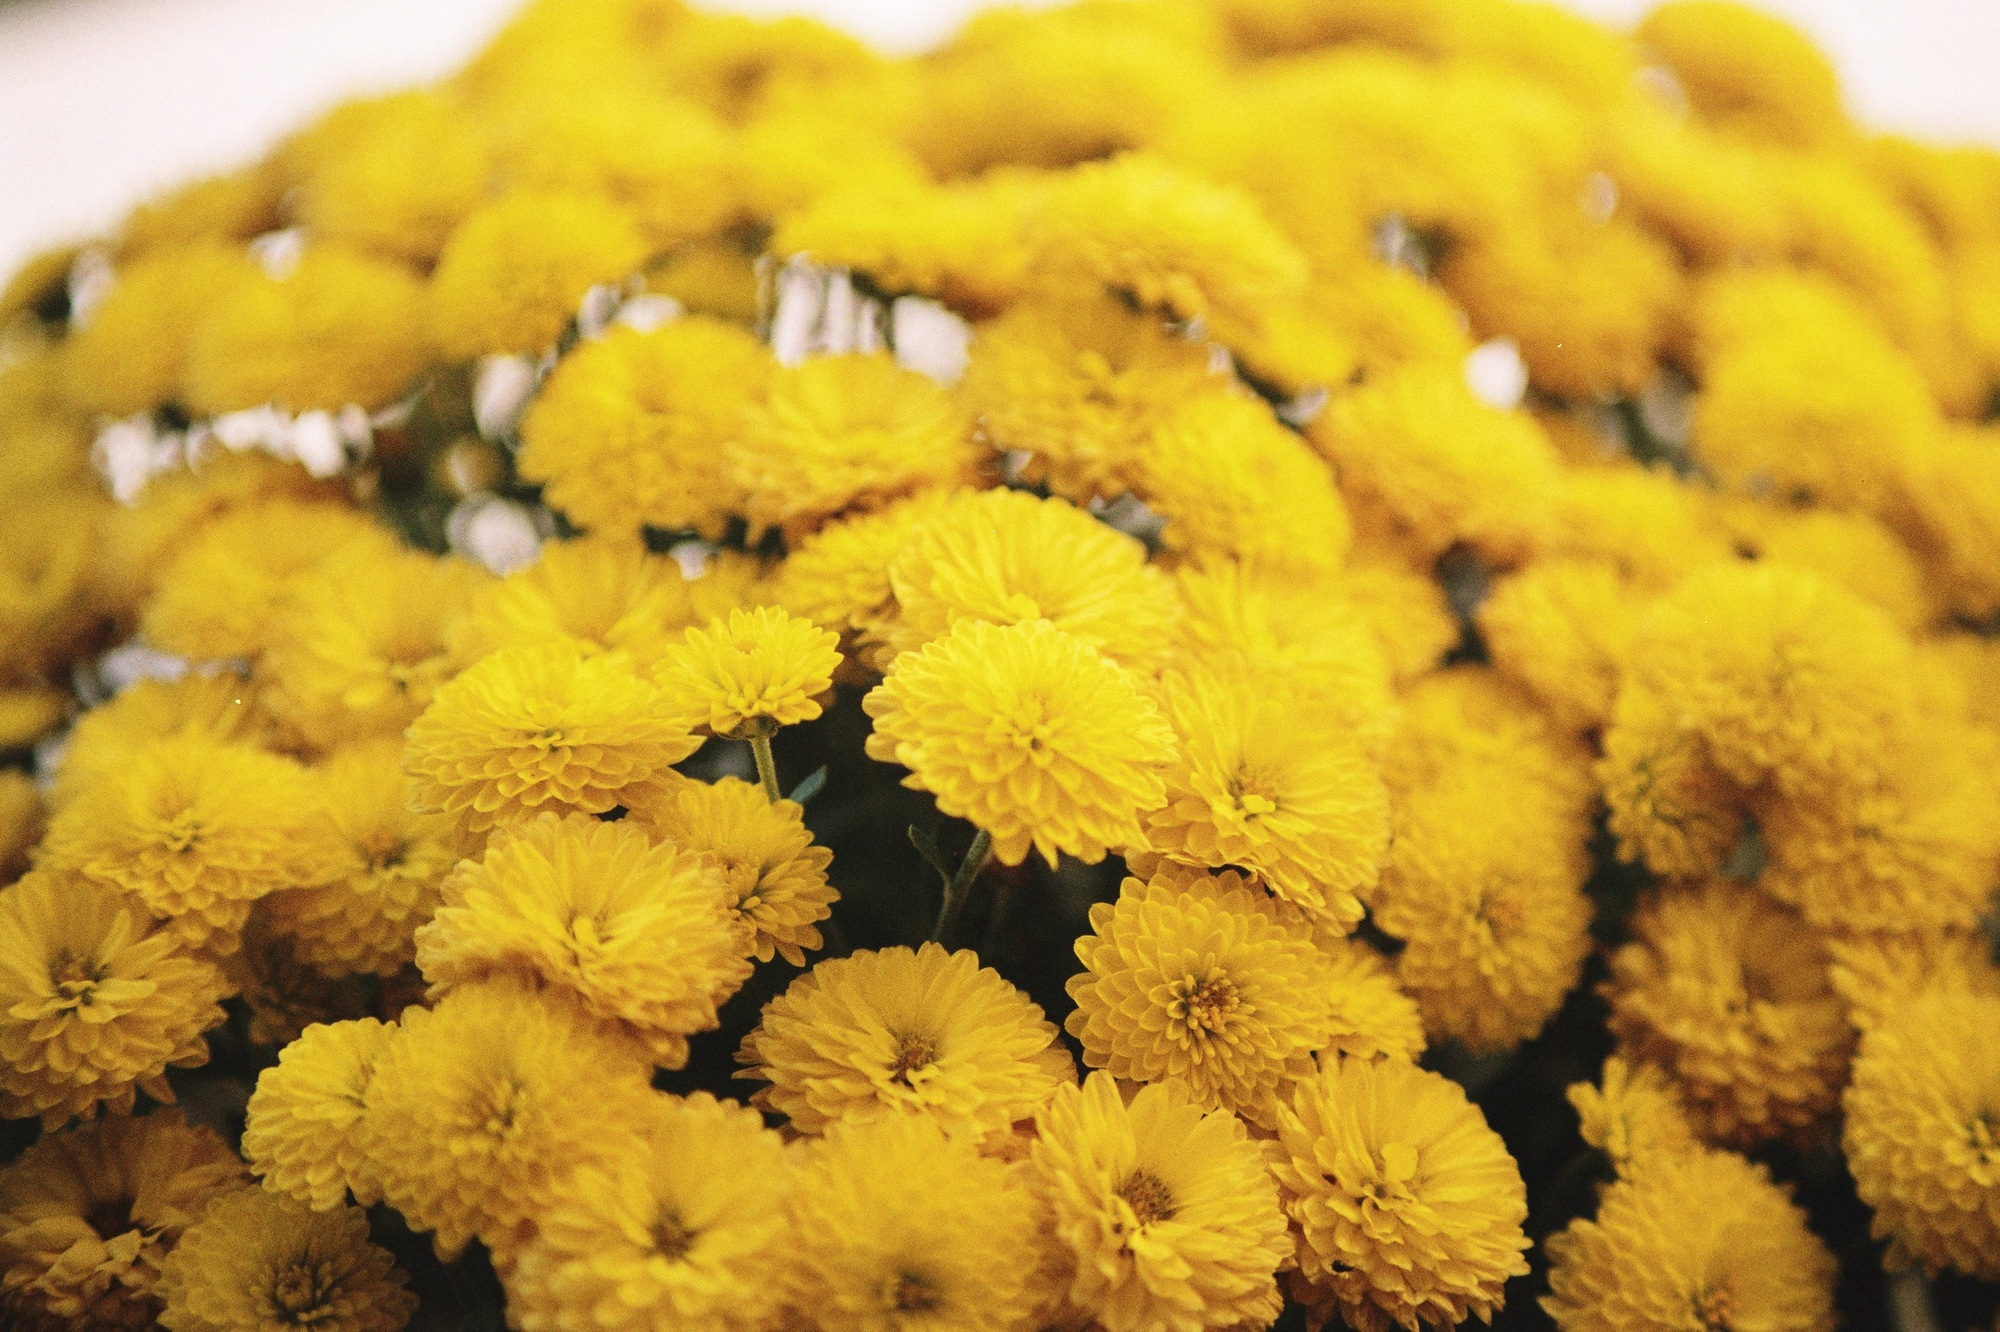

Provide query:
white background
left=1, top=0, right=1996, bottom=275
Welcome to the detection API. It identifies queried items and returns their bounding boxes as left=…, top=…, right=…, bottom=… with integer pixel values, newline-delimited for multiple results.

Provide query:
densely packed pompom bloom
left=884, top=487, right=1178, bottom=670
left=429, top=190, right=647, bottom=359
left=444, top=533, right=708, bottom=670
left=1067, top=870, right=1334, bottom=1128
left=242, top=1017, right=396, bottom=1211
left=1597, top=684, right=1748, bottom=880
left=1605, top=880, right=1853, bottom=1148
left=0, top=871, right=228, bottom=1126
left=157, top=1189, right=416, bottom=1332
left=656, top=605, right=841, bottom=738
left=0, top=1112, right=245, bottom=1330
left=627, top=775, right=835, bottom=966
left=504, top=1093, right=793, bottom=1332
left=1269, top=1055, right=1531, bottom=1332
left=38, top=735, right=340, bottom=952
left=405, top=641, right=701, bottom=833
left=729, top=352, right=978, bottom=538
left=1542, top=1145, right=1838, bottom=1332
left=1028, top=1072, right=1289, bottom=1332
left=769, top=488, right=957, bottom=660
left=1823, top=927, right=2000, bottom=1034
left=781, top=1114, right=1044, bottom=1332
left=517, top=318, right=774, bottom=539
left=1145, top=668, right=1388, bottom=932
left=863, top=618, right=1173, bottom=867
left=737, top=942, right=1072, bottom=1143
left=1843, top=986, right=2000, bottom=1277
left=260, top=739, right=461, bottom=978
left=359, top=980, right=656, bottom=1260
left=1321, top=932, right=1429, bottom=1063
left=416, top=814, right=748, bottom=1067
left=1567, top=1058, right=1701, bottom=1175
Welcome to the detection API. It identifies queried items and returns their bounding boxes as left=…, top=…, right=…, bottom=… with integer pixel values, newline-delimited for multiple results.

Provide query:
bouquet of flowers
left=2, top=1, right=1999, bottom=1329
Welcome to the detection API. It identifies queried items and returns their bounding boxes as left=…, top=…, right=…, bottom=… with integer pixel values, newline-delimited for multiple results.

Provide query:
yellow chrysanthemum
left=516, top=318, right=774, bottom=540
left=140, top=499, right=396, bottom=662
left=1135, top=390, right=1351, bottom=576
left=182, top=244, right=432, bottom=415
left=219, top=911, right=382, bottom=1050
left=242, top=1017, right=396, bottom=1211
left=360, top=979, right=656, bottom=1259
left=404, top=640, right=701, bottom=834
left=737, top=942, right=1073, bottom=1142
left=429, top=190, right=648, bottom=359
left=1321, top=932, right=1428, bottom=1063
left=1478, top=558, right=1639, bottom=735
left=1270, top=1054, right=1531, bottom=1332
left=286, top=89, right=489, bottom=265
left=60, top=242, right=257, bottom=419
left=38, top=735, right=341, bottom=952
left=956, top=295, right=1220, bottom=503
left=445, top=532, right=714, bottom=669
left=656, top=605, right=842, bottom=738
left=1066, top=870, right=1334, bottom=1128
left=504, top=1092, right=793, bottom=1332
left=782, top=1114, right=1043, bottom=1332
left=770, top=488, right=958, bottom=665
left=1605, top=881, right=1852, bottom=1148
left=1145, top=667, right=1389, bottom=932
left=260, top=740, right=461, bottom=978
left=1597, top=683, right=1749, bottom=880
left=862, top=618, right=1173, bottom=867
left=1567, top=1058, right=1701, bottom=1176
left=1823, top=927, right=2000, bottom=1035
left=416, top=813, right=748, bottom=1067
left=770, top=178, right=1033, bottom=317
left=1542, top=1146, right=1837, bottom=1332
left=882, top=488, right=1177, bottom=671
left=1843, top=987, right=2000, bottom=1278
left=0, top=870, right=227, bottom=1126
left=627, top=775, right=836, bottom=967
left=729, top=352, right=979, bottom=539
left=49, top=672, right=265, bottom=809
left=1636, top=0, right=1844, bottom=148
left=260, top=548, right=486, bottom=752
left=158, top=1190, right=416, bottom=1332
left=1028, top=1071, right=1289, bottom=1332
left=0, top=1111, right=245, bottom=1331
left=1028, top=153, right=1306, bottom=326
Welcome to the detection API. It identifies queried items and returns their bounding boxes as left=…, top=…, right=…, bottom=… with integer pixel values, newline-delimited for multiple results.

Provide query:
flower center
left=1118, top=1170, right=1176, bottom=1227
left=652, top=1210, right=696, bottom=1260
left=358, top=830, right=407, bottom=871
left=1173, top=973, right=1239, bottom=1034
left=889, top=1272, right=941, bottom=1313
left=1696, top=1283, right=1736, bottom=1332
left=273, top=1263, right=330, bottom=1321
left=888, top=1033, right=936, bottom=1085
left=84, top=1197, right=134, bottom=1241
left=52, top=955, right=95, bottom=1003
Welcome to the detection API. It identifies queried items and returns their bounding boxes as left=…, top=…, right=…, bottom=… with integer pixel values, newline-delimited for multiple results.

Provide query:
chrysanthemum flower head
left=504, top=1092, right=793, bottom=1332
left=429, top=190, right=648, bottom=359
left=0, top=1111, right=246, bottom=1331
left=1606, top=881, right=1851, bottom=1148
left=1823, top=927, right=2000, bottom=1035
left=360, top=979, right=657, bottom=1259
left=38, top=735, right=342, bottom=953
left=1597, top=682, right=1749, bottom=879
left=770, top=488, right=958, bottom=667
left=158, top=1189, right=416, bottom=1332
left=1844, top=986, right=2000, bottom=1278
left=729, top=352, right=979, bottom=539
left=516, top=318, right=774, bottom=540
left=1636, top=0, right=1844, bottom=148
left=1067, top=869, right=1335, bottom=1127
left=405, top=640, right=701, bottom=833
left=262, top=547, right=487, bottom=752
left=737, top=942, right=1073, bottom=1143
left=286, top=88, right=490, bottom=265
left=60, top=241, right=258, bottom=419
left=1568, top=1057, right=1702, bottom=1176
left=1271, top=1054, right=1530, bottom=1332
left=770, top=177, right=1034, bottom=316
left=49, top=672, right=266, bottom=809
left=1145, top=667, right=1390, bottom=931
left=1321, top=931, right=1429, bottom=1063
left=182, top=244, right=432, bottom=415
left=627, top=775, right=836, bottom=966
left=884, top=487, right=1178, bottom=672
left=0, top=870, right=228, bottom=1126
left=1478, top=557, right=1639, bottom=734
left=782, top=1113, right=1044, bottom=1332
left=242, top=1017, right=396, bottom=1212
left=1028, top=1071, right=1289, bottom=1332
left=1027, top=153, right=1306, bottom=326
left=656, top=605, right=841, bottom=738
left=1542, top=1146, right=1837, bottom=1332
left=862, top=618, right=1173, bottom=867
left=417, top=813, right=749, bottom=1067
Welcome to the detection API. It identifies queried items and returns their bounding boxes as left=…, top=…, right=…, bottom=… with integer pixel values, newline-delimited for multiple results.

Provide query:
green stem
left=929, top=828, right=993, bottom=946
left=748, top=733, right=781, bottom=803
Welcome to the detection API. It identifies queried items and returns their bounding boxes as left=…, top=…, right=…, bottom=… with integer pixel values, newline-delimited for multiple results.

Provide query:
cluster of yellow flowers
left=3, top=0, right=2000, bottom=1328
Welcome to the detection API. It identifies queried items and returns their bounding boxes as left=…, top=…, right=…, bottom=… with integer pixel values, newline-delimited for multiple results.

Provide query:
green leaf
left=907, top=824, right=953, bottom=889
left=787, top=766, right=828, bottom=805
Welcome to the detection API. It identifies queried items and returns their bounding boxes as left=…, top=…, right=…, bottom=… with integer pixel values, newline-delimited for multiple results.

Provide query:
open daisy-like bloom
left=863, top=617, right=1174, bottom=867
left=1066, top=869, right=1334, bottom=1128
left=1028, top=1071, right=1289, bottom=1332
left=737, top=942, right=1073, bottom=1144
left=158, top=1189, right=416, bottom=1332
